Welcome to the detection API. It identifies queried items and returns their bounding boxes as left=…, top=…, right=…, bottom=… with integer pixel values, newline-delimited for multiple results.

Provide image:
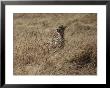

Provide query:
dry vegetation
left=13, top=13, right=97, bottom=75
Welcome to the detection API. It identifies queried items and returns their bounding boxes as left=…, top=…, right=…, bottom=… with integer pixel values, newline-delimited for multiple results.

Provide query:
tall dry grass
left=13, top=13, right=97, bottom=75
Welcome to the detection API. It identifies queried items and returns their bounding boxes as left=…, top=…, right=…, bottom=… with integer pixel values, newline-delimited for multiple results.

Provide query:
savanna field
left=13, top=13, right=97, bottom=75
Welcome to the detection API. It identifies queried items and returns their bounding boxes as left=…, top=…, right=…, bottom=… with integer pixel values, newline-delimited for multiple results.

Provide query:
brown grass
left=13, top=13, right=97, bottom=75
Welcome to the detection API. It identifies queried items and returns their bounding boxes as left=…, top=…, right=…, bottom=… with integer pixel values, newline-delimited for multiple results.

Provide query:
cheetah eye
left=57, top=29, right=60, bottom=32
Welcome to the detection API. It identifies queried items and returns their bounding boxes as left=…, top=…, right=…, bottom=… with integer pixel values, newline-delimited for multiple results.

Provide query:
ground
left=13, top=13, right=97, bottom=75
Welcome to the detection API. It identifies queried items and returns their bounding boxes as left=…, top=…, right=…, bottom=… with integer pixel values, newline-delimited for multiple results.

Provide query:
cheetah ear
left=58, top=25, right=63, bottom=29
left=64, top=26, right=67, bottom=29
left=59, top=25, right=67, bottom=29
left=62, top=26, right=67, bottom=30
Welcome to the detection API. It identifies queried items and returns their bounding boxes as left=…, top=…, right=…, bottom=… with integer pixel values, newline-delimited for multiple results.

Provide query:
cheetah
left=51, top=25, right=66, bottom=51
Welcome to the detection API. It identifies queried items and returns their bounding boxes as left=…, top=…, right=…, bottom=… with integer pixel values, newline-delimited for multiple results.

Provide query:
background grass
left=13, top=13, right=97, bottom=75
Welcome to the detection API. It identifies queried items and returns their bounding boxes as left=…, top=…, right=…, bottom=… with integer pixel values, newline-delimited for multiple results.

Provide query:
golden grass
left=13, top=13, right=97, bottom=75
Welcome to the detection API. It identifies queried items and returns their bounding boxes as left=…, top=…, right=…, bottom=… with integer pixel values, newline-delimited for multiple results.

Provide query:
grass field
left=13, top=13, right=97, bottom=75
